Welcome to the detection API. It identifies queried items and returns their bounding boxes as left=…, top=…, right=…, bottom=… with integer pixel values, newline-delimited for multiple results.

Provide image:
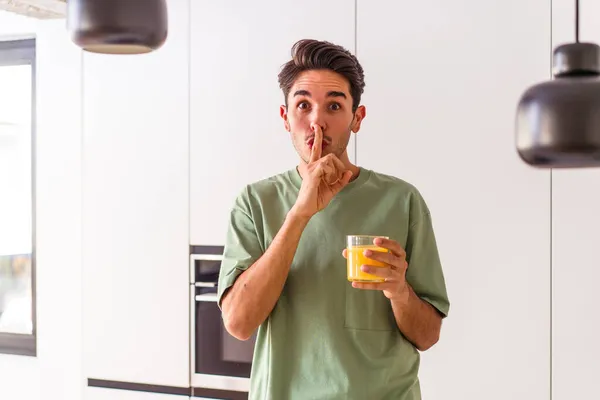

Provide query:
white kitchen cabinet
left=552, top=170, right=600, bottom=400
left=86, top=387, right=189, bottom=400
left=82, top=0, right=190, bottom=388
left=357, top=1, right=551, bottom=399
left=35, top=20, right=84, bottom=400
left=551, top=1, right=600, bottom=399
left=189, top=0, right=356, bottom=245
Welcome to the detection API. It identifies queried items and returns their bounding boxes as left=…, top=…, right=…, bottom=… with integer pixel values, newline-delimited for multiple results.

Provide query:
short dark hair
left=278, top=39, right=366, bottom=112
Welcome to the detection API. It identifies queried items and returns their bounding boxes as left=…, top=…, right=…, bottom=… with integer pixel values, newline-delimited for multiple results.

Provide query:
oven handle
left=190, top=253, right=223, bottom=261
left=195, top=281, right=217, bottom=288
left=195, top=293, right=218, bottom=302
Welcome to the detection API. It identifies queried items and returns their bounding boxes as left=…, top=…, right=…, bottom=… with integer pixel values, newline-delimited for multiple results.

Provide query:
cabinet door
left=82, top=0, right=190, bottom=387
left=35, top=20, right=84, bottom=400
left=552, top=170, right=600, bottom=400
left=189, top=0, right=356, bottom=245
left=86, top=387, right=189, bottom=400
left=357, top=1, right=551, bottom=399
left=552, top=1, right=600, bottom=398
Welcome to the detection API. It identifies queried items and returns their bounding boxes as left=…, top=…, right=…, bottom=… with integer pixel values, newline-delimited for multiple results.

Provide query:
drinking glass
left=346, top=235, right=389, bottom=282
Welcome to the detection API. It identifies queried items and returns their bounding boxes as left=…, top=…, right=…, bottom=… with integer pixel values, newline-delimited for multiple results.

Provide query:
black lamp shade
left=67, top=0, right=168, bottom=55
left=516, top=43, right=600, bottom=168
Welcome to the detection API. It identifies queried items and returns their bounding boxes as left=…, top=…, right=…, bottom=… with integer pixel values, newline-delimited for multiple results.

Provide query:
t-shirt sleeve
left=405, top=210, right=450, bottom=318
left=217, top=189, right=264, bottom=310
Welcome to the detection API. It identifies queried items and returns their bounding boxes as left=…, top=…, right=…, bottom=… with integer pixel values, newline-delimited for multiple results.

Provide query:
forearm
left=390, top=284, right=442, bottom=351
left=222, top=210, right=310, bottom=340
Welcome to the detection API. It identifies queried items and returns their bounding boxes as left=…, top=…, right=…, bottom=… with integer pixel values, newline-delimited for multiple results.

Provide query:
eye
left=329, top=103, right=341, bottom=111
left=298, top=101, right=310, bottom=110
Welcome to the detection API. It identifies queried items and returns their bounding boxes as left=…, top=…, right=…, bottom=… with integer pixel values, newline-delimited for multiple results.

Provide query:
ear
left=280, top=105, right=291, bottom=132
left=351, top=105, right=366, bottom=133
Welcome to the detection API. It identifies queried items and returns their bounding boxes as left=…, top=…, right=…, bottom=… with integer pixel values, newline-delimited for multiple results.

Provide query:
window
left=0, top=38, right=36, bottom=356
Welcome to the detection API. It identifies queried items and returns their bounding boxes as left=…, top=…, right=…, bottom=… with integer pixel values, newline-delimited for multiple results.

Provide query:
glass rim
left=346, top=235, right=389, bottom=238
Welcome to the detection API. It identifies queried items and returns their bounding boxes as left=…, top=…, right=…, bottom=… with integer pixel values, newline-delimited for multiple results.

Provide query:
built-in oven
left=190, top=246, right=257, bottom=398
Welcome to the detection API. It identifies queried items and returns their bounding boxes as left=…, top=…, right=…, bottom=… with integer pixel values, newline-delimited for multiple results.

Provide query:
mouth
left=307, top=137, right=330, bottom=150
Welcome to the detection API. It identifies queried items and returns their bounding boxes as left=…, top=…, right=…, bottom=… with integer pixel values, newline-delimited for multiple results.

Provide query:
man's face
left=280, top=69, right=365, bottom=164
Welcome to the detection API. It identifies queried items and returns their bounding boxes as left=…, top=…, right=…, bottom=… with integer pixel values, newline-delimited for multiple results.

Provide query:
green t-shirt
left=217, top=166, right=450, bottom=400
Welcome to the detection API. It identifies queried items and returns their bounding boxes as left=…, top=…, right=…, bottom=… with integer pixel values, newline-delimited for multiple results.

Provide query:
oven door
left=191, top=280, right=257, bottom=392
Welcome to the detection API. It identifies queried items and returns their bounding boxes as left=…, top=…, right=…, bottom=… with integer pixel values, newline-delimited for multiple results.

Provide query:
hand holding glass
left=346, top=235, right=390, bottom=282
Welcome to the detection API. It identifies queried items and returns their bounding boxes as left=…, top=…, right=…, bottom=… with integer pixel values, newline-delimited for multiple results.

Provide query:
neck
left=297, top=151, right=360, bottom=182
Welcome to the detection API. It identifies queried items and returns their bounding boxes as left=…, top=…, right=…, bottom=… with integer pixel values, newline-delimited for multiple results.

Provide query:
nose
left=309, top=110, right=327, bottom=132
left=310, top=122, right=324, bottom=134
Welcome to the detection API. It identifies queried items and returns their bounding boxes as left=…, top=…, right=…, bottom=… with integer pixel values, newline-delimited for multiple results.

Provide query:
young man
left=217, top=39, right=450, bottom=400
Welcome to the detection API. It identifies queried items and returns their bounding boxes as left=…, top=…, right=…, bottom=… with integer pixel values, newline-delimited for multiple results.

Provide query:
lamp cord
left=575, top=0, right=580, bottom=42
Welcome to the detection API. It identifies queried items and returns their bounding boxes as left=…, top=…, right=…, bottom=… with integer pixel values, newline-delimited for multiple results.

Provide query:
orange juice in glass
left=346, top=235, right=389, bottom=282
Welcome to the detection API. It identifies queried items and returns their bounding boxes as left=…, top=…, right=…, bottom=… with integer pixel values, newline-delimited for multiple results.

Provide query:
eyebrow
left=293, top=90, right=347, bottom=99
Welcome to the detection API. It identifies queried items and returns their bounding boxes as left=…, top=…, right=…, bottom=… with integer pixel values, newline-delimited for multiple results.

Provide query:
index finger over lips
left=309, top=123, right=323, bottom=163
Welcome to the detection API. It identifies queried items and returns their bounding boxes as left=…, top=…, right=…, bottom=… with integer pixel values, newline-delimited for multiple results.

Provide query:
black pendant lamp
left=67, top=0, right=168, bottom=55
left=516, top=0, right=600, bottom=168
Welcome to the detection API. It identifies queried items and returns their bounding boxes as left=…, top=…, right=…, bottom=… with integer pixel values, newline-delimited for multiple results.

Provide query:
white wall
left=0, top=1, right=599, bottom=399
left=0, top=12, right=84, bottom=400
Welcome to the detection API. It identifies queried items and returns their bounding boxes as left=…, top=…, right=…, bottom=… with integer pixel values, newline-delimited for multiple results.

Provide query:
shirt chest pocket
left=344, top=284, right=396, bottom=331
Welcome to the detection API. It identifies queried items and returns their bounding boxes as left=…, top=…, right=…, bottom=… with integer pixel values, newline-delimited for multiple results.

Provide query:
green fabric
left=217, top=167, right=450, bottom=400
